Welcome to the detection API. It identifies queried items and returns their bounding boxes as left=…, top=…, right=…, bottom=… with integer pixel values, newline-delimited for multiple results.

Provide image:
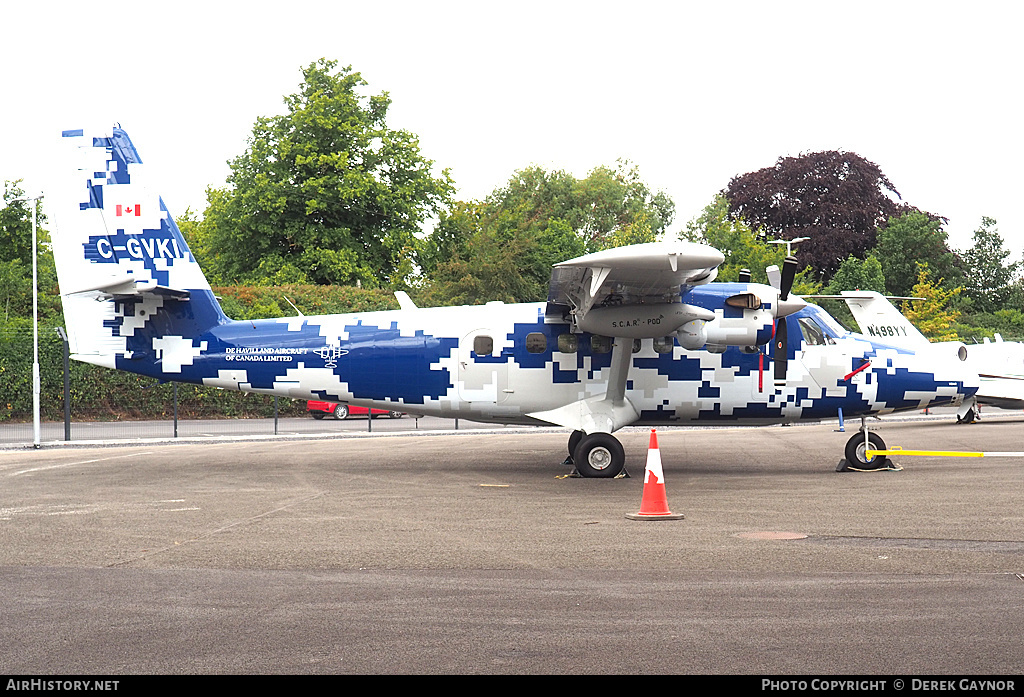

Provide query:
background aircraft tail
left=812, top=291, right=930, bottom=347
left=48, top=127, right=228, bottom=371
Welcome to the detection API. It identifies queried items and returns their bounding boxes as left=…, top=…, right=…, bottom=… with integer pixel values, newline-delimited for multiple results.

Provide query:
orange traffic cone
left=626, top=430, right=684, bottom=520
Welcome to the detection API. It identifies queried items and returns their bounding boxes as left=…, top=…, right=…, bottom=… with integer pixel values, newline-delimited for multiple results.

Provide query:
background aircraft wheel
left=957, top=405, right=981, bottom=424
left=844, top=432, right=886, bottom=469
left=332, top=404, right=349, bottom=420
left=573, top=433, right=625, bottom=478
left=388, top=411, right=403, bottom=419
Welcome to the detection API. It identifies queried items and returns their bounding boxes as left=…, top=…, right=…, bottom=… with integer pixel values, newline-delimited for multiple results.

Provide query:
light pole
left=14, top=194, right=43, bottom=448
left=768, top=236, right=809, bottom=256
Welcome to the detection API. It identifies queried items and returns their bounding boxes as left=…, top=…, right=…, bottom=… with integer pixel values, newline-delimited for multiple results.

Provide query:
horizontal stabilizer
left=65, top=275, right=191, bottom=301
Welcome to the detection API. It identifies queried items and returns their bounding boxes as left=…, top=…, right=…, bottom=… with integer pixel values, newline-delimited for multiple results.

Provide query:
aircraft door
left=797, top=316, right=849, bottom=397
left=458, top=329, right=510, bottom=404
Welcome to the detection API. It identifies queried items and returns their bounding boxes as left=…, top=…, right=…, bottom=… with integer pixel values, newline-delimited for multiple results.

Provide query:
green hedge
left=0, top=328, right=303, bottom=422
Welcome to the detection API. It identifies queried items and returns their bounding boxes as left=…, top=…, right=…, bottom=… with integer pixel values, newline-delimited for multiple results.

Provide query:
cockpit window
left=812, top=307, right=852, bottom=336
left=797, top=317, right=830, bottom=346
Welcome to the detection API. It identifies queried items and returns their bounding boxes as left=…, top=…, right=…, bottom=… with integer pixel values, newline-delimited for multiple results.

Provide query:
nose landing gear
left=837, top=418, right=898, bottom=472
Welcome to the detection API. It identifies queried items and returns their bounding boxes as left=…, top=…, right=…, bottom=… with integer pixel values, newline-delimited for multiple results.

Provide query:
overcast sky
left=3, top=1, right=1021, bottom=264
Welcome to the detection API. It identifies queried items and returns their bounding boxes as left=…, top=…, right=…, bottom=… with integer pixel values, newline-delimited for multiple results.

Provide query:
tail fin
left=824, top=291, right=929, bottom=348
left=48, top=126, right=228, bottom=371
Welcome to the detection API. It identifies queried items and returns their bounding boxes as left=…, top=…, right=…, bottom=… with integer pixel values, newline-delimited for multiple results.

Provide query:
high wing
left=544, top=242, right=723, bottom=335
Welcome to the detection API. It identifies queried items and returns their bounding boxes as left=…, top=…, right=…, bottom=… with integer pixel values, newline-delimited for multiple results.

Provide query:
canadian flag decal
left=116, top=204, right=141, bottom=216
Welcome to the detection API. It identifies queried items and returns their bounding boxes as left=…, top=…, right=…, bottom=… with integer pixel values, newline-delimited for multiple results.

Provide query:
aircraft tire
left=573, top=433, right=625, bottom=478
left=567, top=430, right=584, bottom=457
left=333, top=405, right=349, bottom=420
left=844, top=432, right=886, bottom=470
left=957, top=405, right=980, bottom=424
left=388, top=411, right=403, bottom=419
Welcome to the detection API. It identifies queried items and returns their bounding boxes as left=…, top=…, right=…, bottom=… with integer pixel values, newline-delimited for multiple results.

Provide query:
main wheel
left=957, top=404, right=980, bottom=424
left=332, top=404, right=349, bottom=420
left=843, top=432, right=887, bottom=470
left=573, top=433, right=625, bottom=478
left=566, top=430, right=584, bottom=458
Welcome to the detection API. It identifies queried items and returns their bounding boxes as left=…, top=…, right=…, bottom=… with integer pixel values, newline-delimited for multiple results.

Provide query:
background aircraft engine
left=577, top=302, right=715, bottom=339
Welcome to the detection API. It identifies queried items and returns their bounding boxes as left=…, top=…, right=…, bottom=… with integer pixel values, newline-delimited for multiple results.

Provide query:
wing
left=544, top=241, right=725, bottom=334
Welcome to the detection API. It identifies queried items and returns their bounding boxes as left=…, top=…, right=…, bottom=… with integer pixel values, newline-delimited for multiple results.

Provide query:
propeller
left=771, top=256, right=801, bottom=385
left=778, top=256, right=798, bottom=301
left=773, top=315, right=788, bottom=384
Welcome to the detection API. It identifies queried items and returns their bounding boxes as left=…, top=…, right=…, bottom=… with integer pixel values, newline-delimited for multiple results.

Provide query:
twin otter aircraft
left=49, top=127, right=978, bottom=476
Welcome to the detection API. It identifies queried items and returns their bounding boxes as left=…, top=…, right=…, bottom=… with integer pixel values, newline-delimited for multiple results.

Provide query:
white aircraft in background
left=823, top=291, right=1024, bottom=423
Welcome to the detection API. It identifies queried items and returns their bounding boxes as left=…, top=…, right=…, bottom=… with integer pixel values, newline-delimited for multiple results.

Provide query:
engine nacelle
left=917, top=341, right=969, bottom=363
left=676, top=308, right=775, bottom=351
left=577, top=302, right=715, bottom=339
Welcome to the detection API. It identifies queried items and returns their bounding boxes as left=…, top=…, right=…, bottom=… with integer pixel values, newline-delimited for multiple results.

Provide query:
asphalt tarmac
left=2, top=412, right=1023, bottom=675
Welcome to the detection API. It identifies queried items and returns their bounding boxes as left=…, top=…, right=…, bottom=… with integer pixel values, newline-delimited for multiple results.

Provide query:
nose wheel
left=838, top=422, right=895, bottom=472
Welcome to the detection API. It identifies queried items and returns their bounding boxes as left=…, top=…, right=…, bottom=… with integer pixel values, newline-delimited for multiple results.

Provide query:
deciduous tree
left=874, top=211, right=961, bottom=298
left=902, top=265, right=961, bottom=341
left=417, top=162, right=671, bottom=305
left=200, top=59, right=454, bottom=287
left=722, top=151, right=921, bottom=281
left=959, top=217, right=1021, bottom=314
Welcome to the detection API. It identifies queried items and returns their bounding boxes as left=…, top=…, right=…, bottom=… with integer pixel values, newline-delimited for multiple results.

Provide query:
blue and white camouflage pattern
left=48, top=127, right=979, bottom=438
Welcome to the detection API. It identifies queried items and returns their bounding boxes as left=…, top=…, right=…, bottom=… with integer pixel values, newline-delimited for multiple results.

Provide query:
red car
left=307, top=400, right=404, bottom=420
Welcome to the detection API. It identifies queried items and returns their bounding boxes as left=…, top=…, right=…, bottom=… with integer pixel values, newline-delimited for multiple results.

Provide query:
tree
left=902, top=265, right=961, bottom=341
left=1, top=181, right=61, bottom=326
left=1, top=181, right=43, bottom=267
left=959, top=217, right=1021, bottom=315
left=418, top=198, right=585, bottom=307
left=417, top=163, right=672, bottom=305
left=722, top=151, right=923, bottom=281
left=477, top=161, right=674, bottom=253
left=200, top=59, right=454, bottom=287
left=826, top=254, right=887, bottom=295
left=874, top=211, right=961, bottom=298
left=683, top=195, right=787, bottom=283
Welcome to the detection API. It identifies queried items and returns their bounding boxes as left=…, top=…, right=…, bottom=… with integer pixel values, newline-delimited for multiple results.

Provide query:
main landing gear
left=563, top=429, right=627, bottom=478
left=837, top=418, right=897, bottom=472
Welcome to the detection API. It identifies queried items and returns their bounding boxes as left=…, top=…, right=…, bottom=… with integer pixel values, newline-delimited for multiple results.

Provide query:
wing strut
left=527, top=338, right=640, bottom=434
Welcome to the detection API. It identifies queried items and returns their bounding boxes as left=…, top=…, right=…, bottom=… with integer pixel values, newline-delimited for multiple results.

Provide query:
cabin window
left=653, top=336, right=674, bottom=354
left=473, top=335, right=493, bottom=356
left=590, top=335, right=612, bottom=354
left=557, top=334, right=578, bottom=353
left=525, top=332, right=547, bottom=354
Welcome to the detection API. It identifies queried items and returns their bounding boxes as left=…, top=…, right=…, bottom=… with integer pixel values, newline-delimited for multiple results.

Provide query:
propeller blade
left=738, top=268, right=751, bottom=283
left=779, top=255, right=798, bottom=301
left=773, top=318, right=788, bottom=383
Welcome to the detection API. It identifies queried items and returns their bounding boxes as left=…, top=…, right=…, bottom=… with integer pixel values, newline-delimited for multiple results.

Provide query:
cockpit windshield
left=803, top=305, right=850, bottom=338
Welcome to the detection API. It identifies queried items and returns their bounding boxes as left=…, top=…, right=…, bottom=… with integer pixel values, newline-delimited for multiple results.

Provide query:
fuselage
left=107, top=292, right=978, bottom=429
